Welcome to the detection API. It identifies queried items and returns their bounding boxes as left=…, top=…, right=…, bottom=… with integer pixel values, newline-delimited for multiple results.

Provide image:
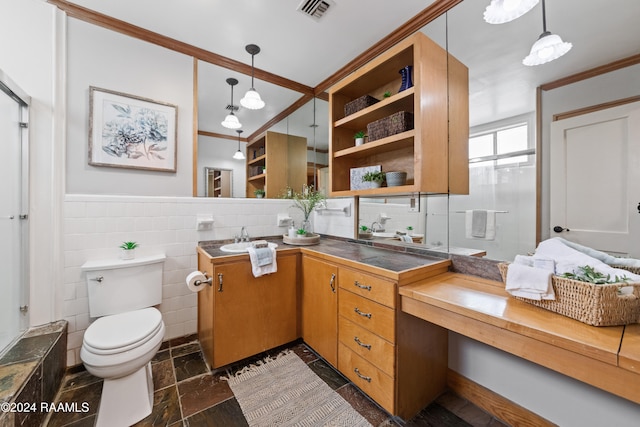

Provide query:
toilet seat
left=83, top=307, right=163, bottom=355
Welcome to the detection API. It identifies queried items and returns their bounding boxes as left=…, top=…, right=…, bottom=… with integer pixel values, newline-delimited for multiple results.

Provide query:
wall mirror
left=196, top=59, right=328, bottom=198
left=204, top=167, right=232, bottom=197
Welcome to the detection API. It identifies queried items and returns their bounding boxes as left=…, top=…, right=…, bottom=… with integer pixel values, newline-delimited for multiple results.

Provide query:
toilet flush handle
left=90, top=276, right=104, bottom=283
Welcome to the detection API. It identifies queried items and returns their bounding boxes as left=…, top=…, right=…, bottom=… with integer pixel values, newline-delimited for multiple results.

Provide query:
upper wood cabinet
left=328, top=32, right=469, bottom=196
left=246, top=130, right=307, bottom=198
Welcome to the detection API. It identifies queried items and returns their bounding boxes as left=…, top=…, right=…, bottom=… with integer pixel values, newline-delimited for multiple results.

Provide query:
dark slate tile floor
left=44, top=336, right=508, bottom=426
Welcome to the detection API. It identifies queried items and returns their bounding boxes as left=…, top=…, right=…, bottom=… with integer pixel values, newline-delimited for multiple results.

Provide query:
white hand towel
left=505, top=263, right=555, bottom=301
left=399, top=234, right=413, bottom=243
left=246, top=247, right=277, bottom=277
left=514, top=255, right=534, bottom=266
left=465, top=210, right=496, bottom=240
left=556, top=237, right=640, bottom=268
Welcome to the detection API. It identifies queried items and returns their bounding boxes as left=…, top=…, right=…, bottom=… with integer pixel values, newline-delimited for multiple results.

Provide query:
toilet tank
left=81, top=254, right=166, bottom=317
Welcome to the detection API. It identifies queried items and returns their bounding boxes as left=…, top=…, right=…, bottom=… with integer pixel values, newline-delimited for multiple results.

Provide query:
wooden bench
left=399, top=272, right=640, bottom=413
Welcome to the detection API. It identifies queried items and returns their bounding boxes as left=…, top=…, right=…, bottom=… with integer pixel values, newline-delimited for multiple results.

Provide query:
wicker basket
left=498, top=263, right=640, bottom=326
left=367, top=111, right=414, bottom=142
left=344, top=95, right=379, bottom=117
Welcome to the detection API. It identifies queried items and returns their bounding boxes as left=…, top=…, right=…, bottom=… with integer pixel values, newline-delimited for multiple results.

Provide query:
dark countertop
left=199, top=236, right=449, bottom=274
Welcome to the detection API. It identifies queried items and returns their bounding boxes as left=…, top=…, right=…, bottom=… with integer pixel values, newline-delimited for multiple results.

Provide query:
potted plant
left=358, top=225, right=372, bottom=239
left=119, top=241, right=138, bottom=260
left=296, top=228, right=307, bottom=238
left=254, top=188, right=265, bottom=198
left=354, top=130, right=366, bottom=146
left=362, top=171, right=385, bottom=188
left=289, top=185, right=325, bottom=234
left=383, top=91, right=392, bottom=98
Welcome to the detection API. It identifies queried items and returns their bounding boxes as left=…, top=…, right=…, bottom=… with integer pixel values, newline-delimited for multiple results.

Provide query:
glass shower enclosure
left=0, top=69, right=30, bottom=355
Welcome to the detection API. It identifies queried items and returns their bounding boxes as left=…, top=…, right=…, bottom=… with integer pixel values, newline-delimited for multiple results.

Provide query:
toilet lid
left=84, top=307, right=163, bottom=351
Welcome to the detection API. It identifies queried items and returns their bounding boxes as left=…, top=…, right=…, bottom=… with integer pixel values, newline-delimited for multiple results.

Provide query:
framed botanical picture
left=89, top=86, right=178, bottom=172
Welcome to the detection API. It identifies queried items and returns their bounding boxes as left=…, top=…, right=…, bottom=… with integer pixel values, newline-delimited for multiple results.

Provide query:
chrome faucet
left=240, top=226, right=250, bottom=242
left=371, top=221, right=385, bottom=232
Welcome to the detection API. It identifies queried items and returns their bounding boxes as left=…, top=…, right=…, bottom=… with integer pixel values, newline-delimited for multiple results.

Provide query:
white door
left=550, top=102, right=640, bottom=257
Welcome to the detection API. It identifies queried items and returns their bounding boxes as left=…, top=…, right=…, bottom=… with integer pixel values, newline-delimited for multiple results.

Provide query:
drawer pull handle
left=354, top=368, right=371, bottom=383
left=329, top=273, right=336, bottom=293
left=354, top=336, right=371, bottom=350
left=354, top=307, right=372, bottom=319
left=354, top=281, right=371, bottom=291
left=218, top=273, right=224, bottom=292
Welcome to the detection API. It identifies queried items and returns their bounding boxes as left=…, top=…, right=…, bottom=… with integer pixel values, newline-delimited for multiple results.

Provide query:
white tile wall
left=62, top=194, right=354, bottom=366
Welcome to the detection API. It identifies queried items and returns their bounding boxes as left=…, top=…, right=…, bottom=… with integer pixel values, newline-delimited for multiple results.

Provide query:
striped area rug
left=224, top=350, right=372, bottom=426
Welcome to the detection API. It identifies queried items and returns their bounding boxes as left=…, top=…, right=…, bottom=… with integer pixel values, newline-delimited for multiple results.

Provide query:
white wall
left=65, top=19, right=194, bottom=197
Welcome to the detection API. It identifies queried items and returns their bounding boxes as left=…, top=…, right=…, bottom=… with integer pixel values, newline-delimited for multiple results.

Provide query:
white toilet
left=80, top=254, right=166, bottom=427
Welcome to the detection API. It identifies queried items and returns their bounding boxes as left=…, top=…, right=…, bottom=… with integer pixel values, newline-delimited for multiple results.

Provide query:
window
left=469, top=114, right=535, bottom=167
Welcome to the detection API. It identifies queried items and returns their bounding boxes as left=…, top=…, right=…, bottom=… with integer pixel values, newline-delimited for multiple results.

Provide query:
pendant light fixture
left=233, top=129, right=245, bottom=160
left=484, top=0, right=539, bottom=24
left=240, top=44, right=266, bottom=110
left=523, top=0, right=572, bottom=66
left=221, top=78, right=242, bottom=129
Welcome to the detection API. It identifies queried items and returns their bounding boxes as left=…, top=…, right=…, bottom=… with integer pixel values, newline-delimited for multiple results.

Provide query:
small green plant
left=383, top=91, right=392, bottom=98
left=354, top=130, right=366, bottom=139
left=360, top=225, right=369, bottom=232
left=362, top=171, right=385, bottom=183
left=296, top=228, right=307, bottom=235
left=119, top=241, right=138, bottom=250
left=254, top=188, right=265, bottom=197
left=406, top=226, right=414, bottom=231
left=561, top=265, right=630, bottom=285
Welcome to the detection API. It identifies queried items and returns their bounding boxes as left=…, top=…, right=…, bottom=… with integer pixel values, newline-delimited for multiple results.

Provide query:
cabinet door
left=302, top=255, right=338, bottom=367
left=261, top=253, right=299, bottom=350
left=212, top=262, right=266, bottom=368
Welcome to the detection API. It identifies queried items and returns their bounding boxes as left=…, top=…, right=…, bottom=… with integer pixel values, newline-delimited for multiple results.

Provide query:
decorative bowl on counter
left=283, top=233, right=321, bottom=246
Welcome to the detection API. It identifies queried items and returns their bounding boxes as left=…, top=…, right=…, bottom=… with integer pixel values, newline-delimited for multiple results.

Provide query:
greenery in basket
left=119, top=241, right=138, bottom=250
left=362, top=171, right=385, bottom=183
left=560, top=265, right=631, bottom=285
left=285, top=184, right=325, bottom=221
left=354, top=130, right=366, bottom=139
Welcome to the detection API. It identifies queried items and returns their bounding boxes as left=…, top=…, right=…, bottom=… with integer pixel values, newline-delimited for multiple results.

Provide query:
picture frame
left=89, top=86, right=178, bottom=172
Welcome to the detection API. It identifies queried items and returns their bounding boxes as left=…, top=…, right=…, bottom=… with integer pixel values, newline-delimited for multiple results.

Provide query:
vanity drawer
left=339, top=316, right=395, bottom=376
left=339, top=268, right=396, bottom=308
left=339, top=289, right=395, bottom=343
left=338, top=343, right=395, bottom=414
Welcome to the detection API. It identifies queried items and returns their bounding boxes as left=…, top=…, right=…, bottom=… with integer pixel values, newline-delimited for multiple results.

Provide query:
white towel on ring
left=246, top=247, right=277, bottom=277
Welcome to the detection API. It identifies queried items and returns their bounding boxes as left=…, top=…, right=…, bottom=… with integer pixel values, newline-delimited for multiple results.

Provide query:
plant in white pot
left=119, top=241, right=138, bottom=260
left=354, top=130, right=366, bottom=146
left=254, top=188, right=265, bottom=198
left=362, top=171, right=385, bottom=188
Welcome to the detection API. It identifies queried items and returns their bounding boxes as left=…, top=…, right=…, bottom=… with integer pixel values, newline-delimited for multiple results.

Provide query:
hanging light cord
left=541, top=0, right=549, bottom=35
left=250, top=54, right=256, bottom=90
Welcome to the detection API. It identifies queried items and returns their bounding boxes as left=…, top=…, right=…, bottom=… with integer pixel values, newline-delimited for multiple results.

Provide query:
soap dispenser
left=288, top=221, right=296, bottom=239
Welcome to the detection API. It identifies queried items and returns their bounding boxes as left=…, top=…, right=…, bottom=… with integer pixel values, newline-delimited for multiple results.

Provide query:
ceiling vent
left=297, top=0, right=335, bottom=21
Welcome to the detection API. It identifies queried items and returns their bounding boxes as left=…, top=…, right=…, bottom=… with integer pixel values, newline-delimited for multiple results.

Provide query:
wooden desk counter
left=399, top=272, right=640, bottom=405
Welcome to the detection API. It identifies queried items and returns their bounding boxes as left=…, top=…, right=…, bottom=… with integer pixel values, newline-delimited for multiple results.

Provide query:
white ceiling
left=67, top=0, right=640, bottom=143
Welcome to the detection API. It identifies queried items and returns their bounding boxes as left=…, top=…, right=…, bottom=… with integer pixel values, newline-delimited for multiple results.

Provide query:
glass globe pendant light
left=522, top=0, right=572, bottom=66
left=221, top=78, right=242, bottom=129
left=240, top=44, right=266, bottom=110
left=233, top=129, right=245, bottom=160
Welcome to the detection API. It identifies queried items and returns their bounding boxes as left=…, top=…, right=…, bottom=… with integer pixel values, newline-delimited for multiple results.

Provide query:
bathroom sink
left=372, top=232, right=396, bottom=238
left=219, top=242, right=278, bottom=253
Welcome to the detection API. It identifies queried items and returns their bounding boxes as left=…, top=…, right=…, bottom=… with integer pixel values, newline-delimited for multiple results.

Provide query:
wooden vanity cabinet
left=301, top=254, right=339, bottom=367
left=197, top=251, right=299, bottom=369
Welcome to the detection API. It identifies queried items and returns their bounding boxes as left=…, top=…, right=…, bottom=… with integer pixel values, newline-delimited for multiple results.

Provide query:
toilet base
left=95, top=362, right=154, bottom=427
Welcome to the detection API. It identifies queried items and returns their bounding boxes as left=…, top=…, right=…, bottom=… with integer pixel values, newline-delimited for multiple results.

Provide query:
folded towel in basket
left=505, top=263, right=555, bottom=301
left=247, top=246, right=277, bottom=277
